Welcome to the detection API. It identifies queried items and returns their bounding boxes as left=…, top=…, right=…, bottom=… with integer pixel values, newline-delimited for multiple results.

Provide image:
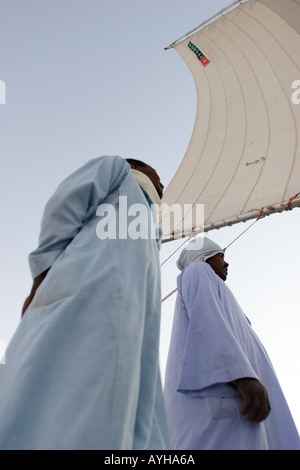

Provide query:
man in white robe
left=0, top=155, right=169, bottom=450
left=164, top=237, right=300, bottom=450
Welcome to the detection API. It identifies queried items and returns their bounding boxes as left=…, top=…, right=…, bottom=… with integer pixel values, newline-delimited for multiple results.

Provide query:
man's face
left=132, top=163, right=164, bottom=199
left=206, top=252, right=229, bottom=281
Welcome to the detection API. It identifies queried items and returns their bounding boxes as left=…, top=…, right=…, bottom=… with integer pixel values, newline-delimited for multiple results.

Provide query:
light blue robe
left=164, top=262, right=300, bottom=450
left=0, top=156, right=169, bottom=450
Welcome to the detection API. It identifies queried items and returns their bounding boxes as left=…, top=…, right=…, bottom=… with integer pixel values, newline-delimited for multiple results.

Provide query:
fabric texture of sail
left=161, top=0, right=300, bottom=241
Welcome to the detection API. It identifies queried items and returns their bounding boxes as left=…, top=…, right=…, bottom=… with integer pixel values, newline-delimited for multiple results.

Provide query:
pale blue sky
left=1, top=0, right=299, bottom=432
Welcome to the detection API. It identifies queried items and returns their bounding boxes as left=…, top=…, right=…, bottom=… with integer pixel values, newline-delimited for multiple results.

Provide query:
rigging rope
left=223, top=209, right=265, bottom=252
left=161, top=209, right=266, bottom=303
left=160, top=228, right=197, bottom=268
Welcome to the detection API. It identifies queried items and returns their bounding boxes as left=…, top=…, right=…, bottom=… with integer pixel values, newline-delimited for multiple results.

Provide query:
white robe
left=164, top=262, right=300, bottom=450
left=0, top=156, right=169, bottom=450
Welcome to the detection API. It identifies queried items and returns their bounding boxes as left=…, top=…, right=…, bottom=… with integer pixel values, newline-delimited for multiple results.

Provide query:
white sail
left=161, top=0, right=300, bottom=241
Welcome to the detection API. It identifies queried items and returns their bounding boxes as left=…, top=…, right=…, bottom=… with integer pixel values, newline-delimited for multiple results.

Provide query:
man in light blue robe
left=164, top=237, right=300, bottom=450
left=0, top=155, right=169, bottom=450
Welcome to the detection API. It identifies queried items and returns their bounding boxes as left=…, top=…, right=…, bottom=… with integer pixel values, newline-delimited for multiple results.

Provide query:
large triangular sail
left=161, top=0, right=300, bottom=242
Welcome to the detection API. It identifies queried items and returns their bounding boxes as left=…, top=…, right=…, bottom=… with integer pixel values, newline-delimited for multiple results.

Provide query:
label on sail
left=188, top=41, right=210, bottom=67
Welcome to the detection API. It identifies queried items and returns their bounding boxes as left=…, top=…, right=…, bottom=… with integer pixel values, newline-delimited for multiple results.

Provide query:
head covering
left=131, top=169, right=161, bottom=207
left=177, top=237, right=224, bottom=271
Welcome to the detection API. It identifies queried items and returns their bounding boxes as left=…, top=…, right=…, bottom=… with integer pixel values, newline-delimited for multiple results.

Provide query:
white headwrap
left=177, top=237, right=224, bottom=271
left=131, top=169, right=161, bottom=208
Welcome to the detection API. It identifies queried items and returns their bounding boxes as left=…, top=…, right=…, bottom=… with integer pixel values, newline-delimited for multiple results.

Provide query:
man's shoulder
left=56, top=156, right=129, bottom=192
left=181, top=261, right=212, bottom=277
left=75, top=155, right=129, bottom=181
left=178, top=262, right=212, bottom=287
left=85, top=155, right=127, bottom=170
left=181, top=261, right=224, bottom=289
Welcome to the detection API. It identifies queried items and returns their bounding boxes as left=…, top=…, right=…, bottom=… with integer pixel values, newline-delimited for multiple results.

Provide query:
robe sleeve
left=176, top=263, right=258, bottom=394
left=29, top=156, right=129, bottom=279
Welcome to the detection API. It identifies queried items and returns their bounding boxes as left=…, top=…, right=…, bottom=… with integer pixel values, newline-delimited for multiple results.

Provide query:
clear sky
left=1, top=0, right=299, bottom=433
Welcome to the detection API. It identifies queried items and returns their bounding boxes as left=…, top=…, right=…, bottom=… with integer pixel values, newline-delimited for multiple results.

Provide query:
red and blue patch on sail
left=188, top=41, right=210, bottom=67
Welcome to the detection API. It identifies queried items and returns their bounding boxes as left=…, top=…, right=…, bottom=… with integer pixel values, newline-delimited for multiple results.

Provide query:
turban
left=177, top=237, right=224, bottom=271
left=131, top=169, right=161, bottom=207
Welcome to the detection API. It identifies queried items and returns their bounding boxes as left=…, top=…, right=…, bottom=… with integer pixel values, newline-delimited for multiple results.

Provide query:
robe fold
left=0, top=155, right=168, bottom=450
left=164, top=262, right=300, bottom=450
